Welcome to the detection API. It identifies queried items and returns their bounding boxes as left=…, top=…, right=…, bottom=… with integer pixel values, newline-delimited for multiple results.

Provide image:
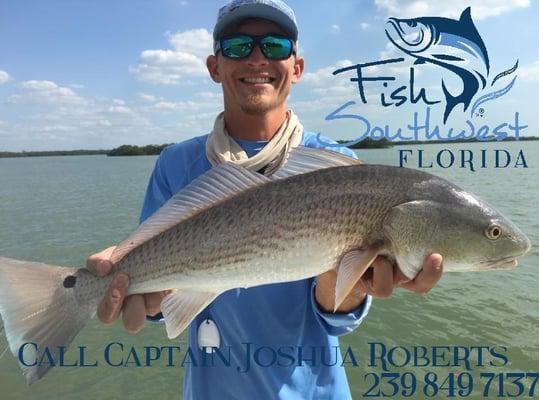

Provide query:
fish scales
left=74, top=165, right=413, bottom=306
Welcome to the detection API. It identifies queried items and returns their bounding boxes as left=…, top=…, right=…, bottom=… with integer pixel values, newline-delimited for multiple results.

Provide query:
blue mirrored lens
left=220, top=35, right=293, bottom=60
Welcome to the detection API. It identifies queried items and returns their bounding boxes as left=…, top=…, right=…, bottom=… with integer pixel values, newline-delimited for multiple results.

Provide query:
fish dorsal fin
left=460, top=7, right=472, bottom=24
left=111, top=163, right=271, bottom=264
left=272, top=146, right=362, bottom=180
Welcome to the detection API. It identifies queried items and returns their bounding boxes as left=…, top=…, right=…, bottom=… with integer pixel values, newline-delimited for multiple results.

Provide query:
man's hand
left=315, top=253, right=443, bottom=313
left=86, top=246, right=170, bottom=333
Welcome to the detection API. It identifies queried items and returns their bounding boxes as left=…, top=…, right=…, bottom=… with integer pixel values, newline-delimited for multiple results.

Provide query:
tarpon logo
left=318, top=6, right=526, bottom=149
left=384, top=7, right=507, bottom=123
left=341, top=7, right=519, bottom=124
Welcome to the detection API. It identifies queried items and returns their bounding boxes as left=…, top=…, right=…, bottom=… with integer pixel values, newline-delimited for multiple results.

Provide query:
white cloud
left=151, top=101, right=192, bottom=111
left=147, top=99, right=219, bottom=114
left=375, top=0, right=530, bottom=20
left=138, top=93, right=159, bottom=102
left=195, top=91, right=223, bottom=100
left=0, top=72, right=224, bottom=150
left=0, top=70, right=11, bottom=84
left=0, top=78, right=161, bottom=150
left=331, top=24, right=340, bottom=34
left=9, top=80, right=86, bottom=105
left=130, top=28, right=213, bottom=85
left=518, top=61, right=539, bottom=82
left=40, top=124, right=77, bottom=133
left=107, top=105, right=133, bottom=114
left=167, top=29, right=213, bottom=58
left=360, top=22, right=371, bottom=30
left=302, top=60, right=354, bottom=87
left=291, top=60, right=378, bottom=124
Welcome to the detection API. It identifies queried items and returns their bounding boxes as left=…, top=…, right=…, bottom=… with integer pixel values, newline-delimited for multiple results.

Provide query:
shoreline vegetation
left=1, top=137, right=538, bottom=158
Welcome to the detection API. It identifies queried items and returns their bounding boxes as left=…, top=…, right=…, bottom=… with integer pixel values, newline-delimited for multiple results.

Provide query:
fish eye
left=485, top=224, right=502, bottom=240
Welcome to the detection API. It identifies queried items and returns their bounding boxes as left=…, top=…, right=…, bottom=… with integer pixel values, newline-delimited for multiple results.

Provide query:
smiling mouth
left=240, top=77, right=275, bottom=84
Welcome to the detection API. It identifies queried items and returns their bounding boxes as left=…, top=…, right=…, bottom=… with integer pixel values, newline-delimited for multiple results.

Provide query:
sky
left=0, top=0, right=538, bottom=151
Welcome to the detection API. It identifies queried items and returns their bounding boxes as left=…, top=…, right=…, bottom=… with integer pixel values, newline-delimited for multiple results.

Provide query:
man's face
left=207, top=19, right=304, bottom=116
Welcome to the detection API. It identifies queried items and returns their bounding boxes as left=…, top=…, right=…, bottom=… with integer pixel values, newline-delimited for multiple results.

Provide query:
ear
left=291, top=55, right=305, bottom=84
left=206, top=55, right=221, bottom=83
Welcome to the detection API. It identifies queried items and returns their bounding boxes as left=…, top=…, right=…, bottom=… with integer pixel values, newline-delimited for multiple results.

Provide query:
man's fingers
left=359, top=257, right=394, bottom=298
left=144, top=291, right=171, bottom=316
left=399, top=253, right=443, bottom=294
left=370, top=257, right=394, bottom=298
left=86, top=246, right=117, bottom=277
left=97, top=273, right=129, bottom=325
left=122, top=294, right=147, bottom=334
left=393, top=267, right=410, bottom=286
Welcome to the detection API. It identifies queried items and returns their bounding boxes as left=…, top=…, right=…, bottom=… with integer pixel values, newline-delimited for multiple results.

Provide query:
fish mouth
left=477, top=257, right=518, bottom=271
left=385, top=19, right=406, bottom=43
left=385, top=18, right=428, bottom=53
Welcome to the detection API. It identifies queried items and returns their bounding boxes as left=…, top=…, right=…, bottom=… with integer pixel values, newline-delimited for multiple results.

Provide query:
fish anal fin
left=161, top=290, right=218, bottom=339
left=334, top=248, right=379, bottom=311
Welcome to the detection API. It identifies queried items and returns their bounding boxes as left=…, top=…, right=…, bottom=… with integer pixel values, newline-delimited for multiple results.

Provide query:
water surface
left=0, top=142, right=537, bottom=399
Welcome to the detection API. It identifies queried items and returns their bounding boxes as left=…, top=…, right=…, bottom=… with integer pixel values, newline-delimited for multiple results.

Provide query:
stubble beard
left=240, top=86, right=290, bottom=115
left=240, top=94, right=277, bottom=115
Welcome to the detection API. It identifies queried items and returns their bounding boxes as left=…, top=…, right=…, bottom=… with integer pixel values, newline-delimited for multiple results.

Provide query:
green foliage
left=0, top=150, right=108, bottom=158
left=337, top=137, right=393, bottom=149
left=2, top=136, right=538, bottom=158
left=107, top=144, right=173, bottom=156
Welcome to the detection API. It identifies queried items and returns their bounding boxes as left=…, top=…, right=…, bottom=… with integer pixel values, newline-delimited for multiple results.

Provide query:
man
left=87, top=1, right=443, bottom=398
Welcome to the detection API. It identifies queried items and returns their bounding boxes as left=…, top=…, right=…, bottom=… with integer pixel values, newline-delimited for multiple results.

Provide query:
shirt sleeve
left=139, top=151, right=174, bottom=225
left=310, top=280, right=373, bottom=336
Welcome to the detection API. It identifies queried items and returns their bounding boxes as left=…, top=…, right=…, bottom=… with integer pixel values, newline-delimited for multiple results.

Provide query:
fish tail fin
left=0, top=257, right=93, bottom=385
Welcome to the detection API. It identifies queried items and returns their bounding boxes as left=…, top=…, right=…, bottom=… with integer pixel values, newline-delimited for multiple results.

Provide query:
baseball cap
left=213, top=0, right=298, bottom=41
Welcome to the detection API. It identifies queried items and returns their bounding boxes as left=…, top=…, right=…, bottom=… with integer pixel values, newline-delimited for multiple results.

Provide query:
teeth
left=242, top=77, right=272, bottom=83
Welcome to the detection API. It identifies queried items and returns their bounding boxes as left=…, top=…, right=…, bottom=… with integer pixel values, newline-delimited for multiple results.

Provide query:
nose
left=246, top=45, right=269, bottom=67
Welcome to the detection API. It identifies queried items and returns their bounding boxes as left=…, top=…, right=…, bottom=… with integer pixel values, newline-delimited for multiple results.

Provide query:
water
left=0, top=142, right=537, bottom=399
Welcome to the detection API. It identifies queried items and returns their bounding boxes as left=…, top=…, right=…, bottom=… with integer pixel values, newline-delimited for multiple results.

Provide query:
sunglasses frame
left=216, top=33, right=296, bottom=61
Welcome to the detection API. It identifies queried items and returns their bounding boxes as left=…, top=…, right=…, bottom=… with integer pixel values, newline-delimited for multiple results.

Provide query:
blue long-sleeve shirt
left=141, top=131, right=372, bottom=400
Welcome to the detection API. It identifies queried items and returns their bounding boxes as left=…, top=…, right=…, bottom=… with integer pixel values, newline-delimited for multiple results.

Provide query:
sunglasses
left=216, top=34, right=296, bottom=60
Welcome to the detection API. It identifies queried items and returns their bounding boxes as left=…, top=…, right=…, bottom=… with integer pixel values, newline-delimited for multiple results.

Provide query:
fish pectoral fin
left=414, top=58, right=427, bottom=65
left=334, top=248, right=379, bottom=312
left=161, top=290, right=218, bottom=339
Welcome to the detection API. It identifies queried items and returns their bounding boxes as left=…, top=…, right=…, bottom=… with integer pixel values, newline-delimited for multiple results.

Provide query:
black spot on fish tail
left=63, top=275, right=77, bottom=288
